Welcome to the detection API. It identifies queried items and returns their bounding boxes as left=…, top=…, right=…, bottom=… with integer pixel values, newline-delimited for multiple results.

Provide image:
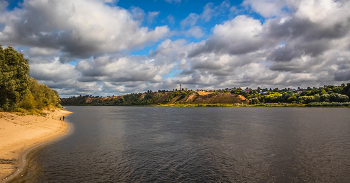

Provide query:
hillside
left=60, top=91, right=249, bottom=106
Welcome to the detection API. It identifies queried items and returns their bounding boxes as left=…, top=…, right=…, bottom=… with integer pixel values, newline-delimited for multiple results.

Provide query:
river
left=12, top=106, right=350, bottom=182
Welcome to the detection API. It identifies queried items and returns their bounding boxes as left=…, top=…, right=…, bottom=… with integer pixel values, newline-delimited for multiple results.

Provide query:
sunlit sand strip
left=0, top=109, right=72, bottom=182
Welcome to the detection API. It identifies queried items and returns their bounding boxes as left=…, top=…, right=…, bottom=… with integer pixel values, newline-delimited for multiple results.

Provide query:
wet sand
left=0, top=109, right=71, bottom=182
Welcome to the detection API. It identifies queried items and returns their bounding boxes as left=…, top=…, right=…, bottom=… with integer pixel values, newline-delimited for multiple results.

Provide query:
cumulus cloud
left=159, top=0, right=350, bottom=91
left=0, top=0, right=169, bottom=61
left=3, top=0, right=350, bottom=97
left=184, top=26, right=205, bottom=39
left=243, top=0, right=288, bottom=18
left=189, top=15, right=267, bottom=57
left=30, top=58, right=79, bottom=82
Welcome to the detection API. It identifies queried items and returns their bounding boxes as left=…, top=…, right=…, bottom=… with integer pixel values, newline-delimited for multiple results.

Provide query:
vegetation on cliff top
left=61, top=83, right=350, bottom=107
left=61, top=90, right=249, bottom=106
left=0, top=45, right=62, bottom=113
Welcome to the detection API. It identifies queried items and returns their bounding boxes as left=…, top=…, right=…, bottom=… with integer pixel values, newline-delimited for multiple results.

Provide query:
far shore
left=0, top=109, right=72, bottom=182
left=62, top=103, right=350, bottom=108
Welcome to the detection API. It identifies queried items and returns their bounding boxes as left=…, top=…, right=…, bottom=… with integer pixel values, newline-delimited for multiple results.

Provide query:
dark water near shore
left=13, top=107, right=350, bottom=182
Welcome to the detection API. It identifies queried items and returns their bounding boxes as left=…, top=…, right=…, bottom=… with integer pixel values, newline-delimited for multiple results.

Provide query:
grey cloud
left=266, top=17, right=350, bottom=41
left=78, top=76, right=99, bottom=82
left=267, top=41, right=330, bottom=62
left=269, top=62, right=307, bottom=73
left=335, top=70, right=350, bottom=81
left=180, top=69, right=194, bottom=75
left=188, top=15, right=268, bottom=57
left=75, top=55, right=169, bottom=84
left=189, top=36, right=265, bottom=57
left=0, top=1, right=8, bottom=13
left=180, top=13, right=199, bottom=29
left=263, top=15, right=350, bottom=61
left=5, top=0, right=350, bottom=97
left=268, top=45, right=303, bottom=62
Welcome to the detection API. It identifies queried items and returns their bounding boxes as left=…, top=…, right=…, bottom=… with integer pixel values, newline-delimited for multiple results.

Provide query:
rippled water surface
left=13, top=107, right=350, bottom=182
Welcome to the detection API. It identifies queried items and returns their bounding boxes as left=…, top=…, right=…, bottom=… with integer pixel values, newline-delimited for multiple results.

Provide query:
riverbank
left=0, top=109, right=71, bottom=182
left=148, top=103, right=349, bottom=107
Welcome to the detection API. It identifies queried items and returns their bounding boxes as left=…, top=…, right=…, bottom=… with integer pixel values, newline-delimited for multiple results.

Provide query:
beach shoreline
left=0, top=109, right=72, bottom=182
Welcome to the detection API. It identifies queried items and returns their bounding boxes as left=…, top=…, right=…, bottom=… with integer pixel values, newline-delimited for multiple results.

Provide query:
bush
left=42, top=98, right=50, bottom=107
left=19, top=93, right=35, bottom=110
left=300, top=96, right=314, bottom=104
left=15, top=108, right=27, bottom=113
left=306, top=102, right=350, bottom=107
left=249, top=98, right=260, bottom=104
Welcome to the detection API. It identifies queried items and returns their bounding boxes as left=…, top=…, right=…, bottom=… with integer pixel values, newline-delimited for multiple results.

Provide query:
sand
left=0, top=109, right=71, bottom=181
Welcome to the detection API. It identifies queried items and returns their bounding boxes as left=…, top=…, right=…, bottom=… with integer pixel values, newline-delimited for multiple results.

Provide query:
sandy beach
left=0, top=109, right=71, bottom=181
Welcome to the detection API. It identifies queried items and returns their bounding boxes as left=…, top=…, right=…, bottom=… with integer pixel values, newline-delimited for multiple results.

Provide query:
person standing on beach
left=63, top=116, right=65, bottom=121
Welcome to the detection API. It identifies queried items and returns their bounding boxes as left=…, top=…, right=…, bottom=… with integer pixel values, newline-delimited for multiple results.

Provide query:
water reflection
left=11, top=107, right=350, bottom=182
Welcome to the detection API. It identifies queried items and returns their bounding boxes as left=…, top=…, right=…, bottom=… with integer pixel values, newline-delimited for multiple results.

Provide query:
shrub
left=249, top=98, right=260, bottom=104
left=306, top=102, right=350, bottom=107
left=19, top=93, right=35, bottom=110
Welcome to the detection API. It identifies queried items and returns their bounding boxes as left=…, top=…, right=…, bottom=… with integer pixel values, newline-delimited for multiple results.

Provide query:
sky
left=1, top=0, right=350, bottom=97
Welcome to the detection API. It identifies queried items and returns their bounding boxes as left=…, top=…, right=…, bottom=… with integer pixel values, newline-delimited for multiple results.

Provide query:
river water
left=11, top=106, right=350, bottom=182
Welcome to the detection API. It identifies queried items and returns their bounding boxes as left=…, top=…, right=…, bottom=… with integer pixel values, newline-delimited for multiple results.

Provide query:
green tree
left=0, top=46, right=30, bottom=111
left=19, top=93, right=35, bottom=110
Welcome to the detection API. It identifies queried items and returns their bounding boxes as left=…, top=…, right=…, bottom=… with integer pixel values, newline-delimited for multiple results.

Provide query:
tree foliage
left=0, top=45, right=61, bottom=112
left=0, top=46, right=30, bottom=111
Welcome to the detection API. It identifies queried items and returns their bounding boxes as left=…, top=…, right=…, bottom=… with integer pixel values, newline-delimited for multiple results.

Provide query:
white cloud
left=27, top=47, right=59, bottom=56
left=184, top=26, right=205, bottom=39
left=130, top=6, right=145, bottom=21
left=189, top=15, right=266, bottom=56
left=30, top=58, right=79, bottom=82
left=180, top=13, right=200, bottom=29
left=294, top=0, right=349, bottom=24
left=0, top=0, right=169, bottom=59
left=201, top=3, right=215, bottom=22
left=243, top=0, right=288, bottom=18
left=147, top=11, right=160, bottom=24
left=2, top=0, right=350, bottom=97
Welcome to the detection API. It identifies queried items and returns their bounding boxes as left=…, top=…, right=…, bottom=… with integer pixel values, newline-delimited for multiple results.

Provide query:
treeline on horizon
left=0, top=45, right=62, bottom=113
left=61, top=83, right=350, bottom=107
left=61, top=89, right=248, bottom=106
left=240, top=84, right=350, bottom=106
